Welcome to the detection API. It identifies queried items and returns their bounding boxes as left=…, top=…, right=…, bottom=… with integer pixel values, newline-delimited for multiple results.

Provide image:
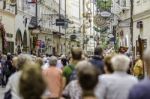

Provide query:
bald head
left=71, top=47, right=82, bottom=61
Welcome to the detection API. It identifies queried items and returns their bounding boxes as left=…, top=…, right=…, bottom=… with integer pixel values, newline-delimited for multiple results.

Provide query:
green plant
left=97, top=0, right=112, bottom=10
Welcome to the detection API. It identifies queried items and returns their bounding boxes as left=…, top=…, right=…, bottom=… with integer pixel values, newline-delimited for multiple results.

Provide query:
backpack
left=69, top=65, right=77, bottom=82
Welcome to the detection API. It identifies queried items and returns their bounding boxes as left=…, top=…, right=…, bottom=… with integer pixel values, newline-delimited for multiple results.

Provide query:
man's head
left=94, top=46, right=103, bottom=56
left=111, top=54, right=130, bottom=72
left=71, top=47, right=82, bottom=61
left=49, top=56, right=57, bottom=66
left=76, top=61, right=99, bottom=95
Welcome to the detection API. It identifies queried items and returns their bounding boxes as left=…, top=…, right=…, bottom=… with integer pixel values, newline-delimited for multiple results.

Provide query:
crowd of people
left=0, top=46, right=149, bottom=99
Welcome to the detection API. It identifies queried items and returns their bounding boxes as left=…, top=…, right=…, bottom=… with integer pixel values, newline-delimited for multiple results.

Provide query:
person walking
left=97, top=54, right=138, bottom=99
left=4, top=54, right=32, bottom=99
left=128, top=48, right=150, bottom=99
left=0, top=55, right=7, bottom=87
left=103, top=55, right=114, bottom=74
left=62, top=61, right=100, bottom=99
left=4, top=54, right=13, bottom=84
left=90, top=46, right=104, bottom=74
left=43, top=56, right=63, bottom=99
left=63, top=47, right=82, bottom=85
left=133, top=55, right=144, bottom=80
left=19, top=62, right=46, bottom=99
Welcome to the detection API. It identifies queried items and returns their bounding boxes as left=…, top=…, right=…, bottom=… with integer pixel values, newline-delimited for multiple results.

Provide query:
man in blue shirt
left=90, top=46, right=104, bottom=74
left=128, top=48, right=150, bottom=99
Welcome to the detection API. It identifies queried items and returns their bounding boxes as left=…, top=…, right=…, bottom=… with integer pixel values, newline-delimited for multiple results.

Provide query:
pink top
left=43, top=67, right=63, bottom=98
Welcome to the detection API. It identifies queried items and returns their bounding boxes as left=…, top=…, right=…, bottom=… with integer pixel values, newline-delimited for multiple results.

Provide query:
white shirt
left=56, top=60, right=63, bottom=69
left=5, top=71, right=22, bottom=99
left=42, top=63, right=49, bottom=70
left=96, top=72, right=138, bottom=99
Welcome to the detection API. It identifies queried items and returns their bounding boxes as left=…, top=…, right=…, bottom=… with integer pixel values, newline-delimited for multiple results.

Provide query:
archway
left=23, top=30, right=27, bottom=52
left=16, top=29, right=22, bottom=54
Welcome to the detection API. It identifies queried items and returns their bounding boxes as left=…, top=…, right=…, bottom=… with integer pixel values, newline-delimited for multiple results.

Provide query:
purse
left=4, top=89, right=12, bottom=99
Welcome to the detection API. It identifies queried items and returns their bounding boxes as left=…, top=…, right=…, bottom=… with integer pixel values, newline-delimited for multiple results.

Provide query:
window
left=18, top=0, right=23, bottom=10
left=122, top=0, right=126, bottom=7
left=7, top=42, right=14, bottom=53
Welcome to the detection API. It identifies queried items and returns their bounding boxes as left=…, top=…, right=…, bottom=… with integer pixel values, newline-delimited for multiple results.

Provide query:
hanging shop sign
left=70, top=35, right=77, bottom=41
left=94, top=15, right=106, bottom=27
left=108, top=33, right=114, bottom=38
left=137, top=21, right=143, bottom=29
left=56, top=19, right=65, bottom=26
left=100, top=11, right=111, bottom=17
left=27, top=0, right=37, bottom=3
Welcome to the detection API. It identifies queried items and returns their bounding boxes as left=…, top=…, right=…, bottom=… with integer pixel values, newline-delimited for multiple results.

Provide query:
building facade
left=0, top=0, right=83, bottom=55
left=133, top=0, right=150, bottom=56
left=111, top=0, right=131, bottom=49
left=0, top=0, right=16, bottom=53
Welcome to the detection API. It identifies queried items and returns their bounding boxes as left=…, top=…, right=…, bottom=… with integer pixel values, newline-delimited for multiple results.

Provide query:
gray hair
left=76, top=60, right=99, bottom=75
left=17, top=54, right=32, bottom=70
left=111, top=54, right=130, bottom=72
left=49, top=56, right=57, bottom=66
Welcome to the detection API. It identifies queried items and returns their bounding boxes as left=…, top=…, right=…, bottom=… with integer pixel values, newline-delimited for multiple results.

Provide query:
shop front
left=52, top=31, right=64, bottom=56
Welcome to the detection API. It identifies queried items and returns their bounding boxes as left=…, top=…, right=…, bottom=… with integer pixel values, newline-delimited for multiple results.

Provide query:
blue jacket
left=128, top=78, right=150, bottom=99
left=90, top=55, right=104, bottom=74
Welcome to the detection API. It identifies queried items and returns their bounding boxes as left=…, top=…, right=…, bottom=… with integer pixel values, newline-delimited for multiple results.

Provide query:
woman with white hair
left=97, top=54, right=138, bottom=99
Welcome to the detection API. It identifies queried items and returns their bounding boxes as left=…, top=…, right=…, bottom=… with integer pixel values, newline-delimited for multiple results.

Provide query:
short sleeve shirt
left=63, top=64, right=75, bottom=84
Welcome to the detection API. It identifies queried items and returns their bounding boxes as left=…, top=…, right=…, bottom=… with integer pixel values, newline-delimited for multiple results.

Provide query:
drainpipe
left=59, top=0, right=61, bottom=55
left=82, top=0, right=85, bottom=50
left=65, top=0, right=67, bottom=55
left=130, top=0, right=133, bottom=55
